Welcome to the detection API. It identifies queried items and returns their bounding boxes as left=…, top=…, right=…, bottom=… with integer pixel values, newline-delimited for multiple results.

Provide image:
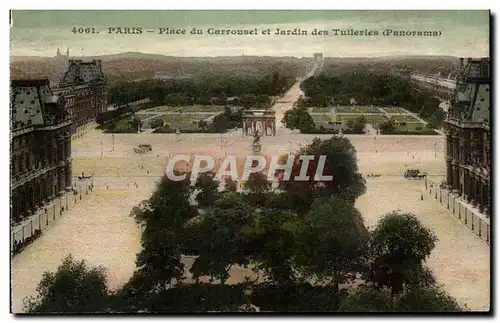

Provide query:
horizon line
left=10, top=52, right=467, bottom=60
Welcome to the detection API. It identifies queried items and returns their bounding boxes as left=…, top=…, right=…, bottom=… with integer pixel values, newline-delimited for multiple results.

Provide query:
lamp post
left=112, top=134, right=115, bottom=152
left=100, top=140, right=103, bottom=159
left=176, top=128, right=181, bottom=142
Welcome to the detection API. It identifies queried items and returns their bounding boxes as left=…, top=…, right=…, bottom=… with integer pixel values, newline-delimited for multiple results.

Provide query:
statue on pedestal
left=252, top=130, right=262, bottom=153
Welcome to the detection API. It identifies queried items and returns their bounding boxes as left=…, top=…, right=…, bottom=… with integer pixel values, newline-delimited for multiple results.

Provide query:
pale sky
left=10, top=10, right=490, bottom=57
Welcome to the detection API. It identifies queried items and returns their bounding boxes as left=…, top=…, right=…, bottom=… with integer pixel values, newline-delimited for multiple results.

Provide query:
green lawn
left=312, top=115, right=333, bottom=122
left=390, top=115, right=420, bottom=122
left=382, top=107, right=407, bottom=113
left=160, top=114, right=208, bottom=129
left=309, top=107, right=333, bottom=113
left=335, top=106, right=382, bottom=114
left=135, top=114, right=159, bottom=121
left=149, top=106, right=180, bottom=113
left=314, top=121, right=338, bottom=129
left=337, top=114, right=388, bottom=125
left=178, top=106, right=225, bottom=113
left=397, top=122, right=426, bottom=131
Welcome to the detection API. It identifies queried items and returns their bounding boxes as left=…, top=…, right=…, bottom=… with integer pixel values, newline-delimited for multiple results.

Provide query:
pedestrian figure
left=107, top=185, right=109, bottom=190
left=421, top=194, right=424, bottom=201
left=141, top=165, right=144, bottom=169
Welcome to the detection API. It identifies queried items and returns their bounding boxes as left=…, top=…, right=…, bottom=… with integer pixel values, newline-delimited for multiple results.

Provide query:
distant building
left=313, top=53, right=324, bottom=76
left=444, top=57, right=490, bottom=215
left=10, top=79, right=73, bottom=223
left=53, top=59, right=107, bottom=133
left=51, top=48, right=70, bottom=87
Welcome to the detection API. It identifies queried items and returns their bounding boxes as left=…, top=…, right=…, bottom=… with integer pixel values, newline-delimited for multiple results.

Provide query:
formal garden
left=293, top=71, right=445, bottom=135
left=24, top=136, right=462, bottom=313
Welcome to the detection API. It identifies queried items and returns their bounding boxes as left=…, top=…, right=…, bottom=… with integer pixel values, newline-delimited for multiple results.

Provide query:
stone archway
left=242, top=110, right=276, bottom=136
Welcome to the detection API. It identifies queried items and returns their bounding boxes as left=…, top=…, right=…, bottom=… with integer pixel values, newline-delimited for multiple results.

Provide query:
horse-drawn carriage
left=404, top=169, right=426, bottom=179
left=134, top=144, right=152, bottom=154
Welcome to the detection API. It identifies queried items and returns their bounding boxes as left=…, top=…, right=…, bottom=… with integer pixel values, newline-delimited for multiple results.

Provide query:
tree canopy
left=25, top=137, right=462, bottom=313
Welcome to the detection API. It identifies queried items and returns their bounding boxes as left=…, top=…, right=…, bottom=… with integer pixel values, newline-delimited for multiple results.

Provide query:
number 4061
left=72, top=27, right=98, bottom=34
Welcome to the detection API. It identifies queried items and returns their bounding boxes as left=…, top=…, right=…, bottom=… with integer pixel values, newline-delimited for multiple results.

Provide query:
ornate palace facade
left=444, top=57, right=490, bottom=215
left=53, top=59, right=107, bottom=133
left=10, top=79, right=73, bottom=223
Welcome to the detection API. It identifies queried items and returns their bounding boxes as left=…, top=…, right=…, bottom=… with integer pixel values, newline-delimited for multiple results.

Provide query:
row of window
left=12, top=144, right=70, bottom=176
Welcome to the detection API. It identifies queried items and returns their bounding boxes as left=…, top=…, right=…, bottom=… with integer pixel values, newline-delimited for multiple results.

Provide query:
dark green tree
left=339, top=283, right=461, bottom=312
left=243, top=171, right=272, bottom=206
left=190, top=201, right=256, bottom=284
left=245, top=209, right=299, bottom=284
left=295, top=197, right=369, bottom=292
left=23, top=255, right=110, bottom=313
left=379, top=118, right=397, bottom=133
left=211, top=114, right=229, bottom=133
left=129, top=173, right=197, bottom=294
left=366, top=212, right=438, bottom=295
left=278, top=136, right=366, bottom=211
left=194, top=171, right=220, bottom=208
left=283, top=107, right=316, bottom=133
left=394, top=284, right=462, bottom=312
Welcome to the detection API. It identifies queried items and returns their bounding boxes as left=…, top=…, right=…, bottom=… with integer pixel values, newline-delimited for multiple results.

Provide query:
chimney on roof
left=480, top=57, right=489, bottom=78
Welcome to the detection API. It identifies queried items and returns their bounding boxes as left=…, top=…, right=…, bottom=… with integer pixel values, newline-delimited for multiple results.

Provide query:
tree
left=23, top=255, right=110, bottom=313
left=198, top=120, right=208, bottom=131
left=150, top=118, right=164, bottom=129
left=190, top=201, right=256, bottom=284
left=243, top=171, right=272, bottom=206
left=283, top=107, right=316, bottom=133
left=338, top=285, right=394, bottom=312
left=194, top=171, right=220, bottom=208
left=223, top=177, right=238, bottom=193
left=380, top=118, right=397, bottom=133
left=295, top=197, right=369, bottom=293
left=129, top=173, right=197, bottom=294
left=366, top=212, right=438, bottom=295
left=278, top=136, right=366, bottom=212
left=394, top=284, right=462, bottom=312
left=245, top=209, right=299, bottom=284
left=351, top=115, right=367, bottom=133
left=339, top=283, right=462, bottom=312
left=211, top=114, right=229, bottom=133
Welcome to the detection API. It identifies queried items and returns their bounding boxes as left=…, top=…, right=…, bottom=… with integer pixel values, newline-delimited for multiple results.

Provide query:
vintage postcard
left=10, top=10, right=491, bottom=314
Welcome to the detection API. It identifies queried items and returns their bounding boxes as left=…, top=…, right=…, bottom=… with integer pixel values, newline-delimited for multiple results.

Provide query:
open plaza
left=10, top=79, right=490, bottom=313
